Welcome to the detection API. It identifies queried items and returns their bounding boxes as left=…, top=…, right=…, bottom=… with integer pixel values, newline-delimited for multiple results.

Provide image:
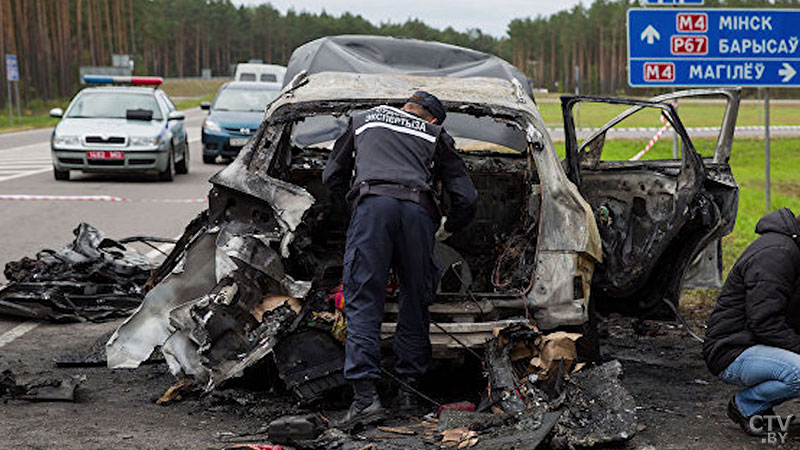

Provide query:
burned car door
left=561, top=89, right=739, bottom=318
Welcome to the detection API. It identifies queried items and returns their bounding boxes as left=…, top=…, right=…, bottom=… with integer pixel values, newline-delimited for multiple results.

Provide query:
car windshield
left=213, top=87, right=280, bottom=112
left=291, top=110, right=528, bottom=154
left=66, top=92, right=162, bottom=119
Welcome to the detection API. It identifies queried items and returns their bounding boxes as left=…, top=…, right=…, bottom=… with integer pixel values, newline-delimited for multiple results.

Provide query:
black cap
left=407, top=91, right=446, bottom=124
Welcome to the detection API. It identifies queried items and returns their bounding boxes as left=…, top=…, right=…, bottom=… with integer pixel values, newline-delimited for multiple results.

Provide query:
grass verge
left=174, top=93, right=215, bottom=110
left=536, top=98, right=800, bottom=128
left=0, top=78, right=225, bottom=134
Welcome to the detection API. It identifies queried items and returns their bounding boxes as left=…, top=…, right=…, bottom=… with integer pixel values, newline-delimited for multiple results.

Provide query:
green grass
left=161, top=79, right=225, bottom=98
left=0, top=113, right=60, bottom=132
left=0, top=79, right=224, bottom=134
left=174, top=93, right=215, bottom=110
left=0, top=96, right=66, bottom=132
left=537, top=99, right=798, bottom=128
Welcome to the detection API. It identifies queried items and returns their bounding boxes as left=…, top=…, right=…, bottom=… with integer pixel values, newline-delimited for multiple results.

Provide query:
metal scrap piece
left=550, top=360, right=638, bottom=448
left=0, top=223, right=155, bottom=322
left=1, top=369, right=86, bottom=402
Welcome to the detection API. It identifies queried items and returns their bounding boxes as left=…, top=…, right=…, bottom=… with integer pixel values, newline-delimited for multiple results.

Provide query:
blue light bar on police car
left=82, top=75, right=163, bottom=86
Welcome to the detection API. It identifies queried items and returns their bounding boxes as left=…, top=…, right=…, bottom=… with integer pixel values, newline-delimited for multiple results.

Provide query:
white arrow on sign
left=641, top=25, right=660, bottom=44
left=779, top=63, right=796, bottom=83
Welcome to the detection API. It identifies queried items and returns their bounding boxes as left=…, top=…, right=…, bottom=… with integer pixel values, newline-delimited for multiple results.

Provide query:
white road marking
left=0, top=167, right=52, bottom=183
left=0, top=141, right=49, bottom=154
left=0, top=133, right=201, bottom=183
left=0, top=321, right=40, bottom=349
left=0, top=139, right=51, bottom=182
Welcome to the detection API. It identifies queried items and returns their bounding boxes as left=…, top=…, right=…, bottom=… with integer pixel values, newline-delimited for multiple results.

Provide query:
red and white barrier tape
left=630, top=115, right=670, bottom=161
left=0, top=194, right=206, bottom=203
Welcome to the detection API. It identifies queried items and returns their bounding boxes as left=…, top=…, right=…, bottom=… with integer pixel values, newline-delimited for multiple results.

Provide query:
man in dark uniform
left=704, top=208, right=800, bottom=436
left=322, top=91, right=478, bottom=429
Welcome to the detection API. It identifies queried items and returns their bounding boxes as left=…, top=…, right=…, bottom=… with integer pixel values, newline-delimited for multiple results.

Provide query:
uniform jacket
left=703, top=208, right=800, bottom=375
left=322, top=105, right=478, bottom=233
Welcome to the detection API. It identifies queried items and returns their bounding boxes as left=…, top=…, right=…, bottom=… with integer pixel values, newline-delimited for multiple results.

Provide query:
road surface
left=0, top=111, right=798, bottom=449
left=0, top=108, right=212, bottom=282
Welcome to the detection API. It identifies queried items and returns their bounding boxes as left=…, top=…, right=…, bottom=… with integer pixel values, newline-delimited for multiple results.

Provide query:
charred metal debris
left=0, top=223, right=162, bottom=322
left=1, top=368, right=85, bottom=402
left=97, top=72, right=643, bottom=448
left=0, top=73, right=739, bottom=447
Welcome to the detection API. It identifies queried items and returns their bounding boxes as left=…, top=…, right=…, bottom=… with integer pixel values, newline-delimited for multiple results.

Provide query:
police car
left=49, top=75, right=189, bottom=181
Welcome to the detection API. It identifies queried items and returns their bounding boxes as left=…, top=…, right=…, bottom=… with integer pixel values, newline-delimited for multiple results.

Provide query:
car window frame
left=64, top=89, right=165, bottom=120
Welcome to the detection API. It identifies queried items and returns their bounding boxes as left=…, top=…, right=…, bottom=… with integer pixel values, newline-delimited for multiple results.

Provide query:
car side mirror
left=49, top=108, right=63, bottom=118
left=168, top=111, right=185, bottom=121
left=200, top=101, right=211, bottom=110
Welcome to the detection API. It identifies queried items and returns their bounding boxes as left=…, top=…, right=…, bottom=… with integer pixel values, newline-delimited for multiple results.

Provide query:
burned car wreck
left=107, top=71, right=605, bottom=390
left=102, top=70, right=739, bottom=447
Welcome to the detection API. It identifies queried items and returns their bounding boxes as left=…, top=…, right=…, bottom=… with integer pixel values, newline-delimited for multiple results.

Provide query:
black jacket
left=322, top=112, right=478, bottom=233
left=703, top=208, right=800, bottom=376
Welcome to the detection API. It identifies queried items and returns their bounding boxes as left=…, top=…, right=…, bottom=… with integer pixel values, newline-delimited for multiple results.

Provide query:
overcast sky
left=231, top=0, right=587, bottom=38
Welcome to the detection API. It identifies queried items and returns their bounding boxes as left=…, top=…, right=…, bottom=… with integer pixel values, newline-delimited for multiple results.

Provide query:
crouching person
left=704, top=207, right=800, bottom=436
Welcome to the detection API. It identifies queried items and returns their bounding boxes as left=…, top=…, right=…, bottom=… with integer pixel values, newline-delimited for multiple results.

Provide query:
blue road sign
left=5, top=54, right=18, bottom=82
left=645, top=0, right=703, bottom=4
left=628, top=9, right=800, bottom=87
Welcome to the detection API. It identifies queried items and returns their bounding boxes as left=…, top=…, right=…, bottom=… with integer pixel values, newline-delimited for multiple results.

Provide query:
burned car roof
left=270, top=72, right=538, bottom=119
left=283, top=34, right=533, bottom=97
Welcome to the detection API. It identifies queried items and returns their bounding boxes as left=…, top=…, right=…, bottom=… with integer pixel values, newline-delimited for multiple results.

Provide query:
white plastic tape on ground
left=0, top=194, right=206, bottom=203
left=630, top=115, right=671, bottom=162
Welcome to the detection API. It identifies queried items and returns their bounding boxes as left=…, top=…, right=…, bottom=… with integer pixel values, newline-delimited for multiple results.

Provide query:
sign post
left=628, top=8, right=800, bottom=211
left=765, top=88, right=770, bottom=211
left=5, top=54, right=17, bottom=126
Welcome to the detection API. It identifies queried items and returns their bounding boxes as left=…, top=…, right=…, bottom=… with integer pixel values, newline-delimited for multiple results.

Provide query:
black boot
left=727, top=395, right=768, bottom=436
left=336, top=380, right=386, bottom=431
left=393, top=377, right=424, bottom=416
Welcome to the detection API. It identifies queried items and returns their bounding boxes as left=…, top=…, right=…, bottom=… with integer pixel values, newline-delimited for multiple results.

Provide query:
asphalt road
left=0, top=110, right=798, bottom=449
left=0, top=107, right=269, bottom=449
left=0, top=107, right=213, bottom=283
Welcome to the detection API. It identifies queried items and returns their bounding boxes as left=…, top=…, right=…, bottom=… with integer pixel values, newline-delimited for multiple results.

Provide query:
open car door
left=561, top=89, right=740, bottom=318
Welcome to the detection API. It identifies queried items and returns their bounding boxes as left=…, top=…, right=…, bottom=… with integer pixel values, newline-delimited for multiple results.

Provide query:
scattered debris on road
left=0, top=223, right=161, bottom=322
left=0, top=368, right=85, bottom=402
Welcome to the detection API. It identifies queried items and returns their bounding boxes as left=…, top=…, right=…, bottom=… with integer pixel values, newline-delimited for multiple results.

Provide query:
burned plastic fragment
left=550, top=360, right=637, bottom=448
left=272, top=328, right=347, bottom=402
left=0, top=223, right=156, bottom=322
left=0, top=368, right=86, bottom=402
left=268, top=413, right=326, bottom=446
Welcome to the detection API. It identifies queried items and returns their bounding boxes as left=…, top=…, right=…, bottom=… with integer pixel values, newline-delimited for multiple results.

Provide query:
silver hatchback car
left=49, top=76, right=189, bottom=181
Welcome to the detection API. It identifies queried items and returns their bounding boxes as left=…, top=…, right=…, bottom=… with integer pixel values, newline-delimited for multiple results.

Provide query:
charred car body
left=103, top=34, right=740, bottom=399
left=106, top=67, right=740, bottom=395
left=107, top=72, right=602, bottom=389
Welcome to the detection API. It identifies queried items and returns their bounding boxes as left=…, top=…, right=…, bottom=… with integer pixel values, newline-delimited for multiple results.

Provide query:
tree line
left=0, top=0, right=795, bottom=108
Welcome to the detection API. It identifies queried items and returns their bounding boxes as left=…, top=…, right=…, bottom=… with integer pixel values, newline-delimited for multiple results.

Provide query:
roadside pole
left=574, top=65, right=580, bottom=127
left=13, top=80, right=20, bottom=120
left=672, top=99, right=679, bottom=159
left=764, top=88, right=771, bottom=212
left=6, top=79, right=11, bottom=125
left=5, top=54, right=19, bottom=126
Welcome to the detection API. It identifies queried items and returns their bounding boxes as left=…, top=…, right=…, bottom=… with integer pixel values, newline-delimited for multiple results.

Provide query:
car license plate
left=229, top=137, right=249, bottom=147
left=87, top=150, right=124, bottom=160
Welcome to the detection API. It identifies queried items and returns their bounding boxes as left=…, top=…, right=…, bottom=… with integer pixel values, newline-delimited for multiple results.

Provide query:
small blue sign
left=5, top=54, right=18, bottom=82
left=628, top=9, right=800, bottom=87
left=645, top=0, right=703, bottom=4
